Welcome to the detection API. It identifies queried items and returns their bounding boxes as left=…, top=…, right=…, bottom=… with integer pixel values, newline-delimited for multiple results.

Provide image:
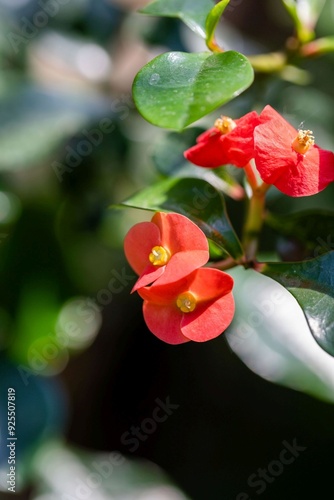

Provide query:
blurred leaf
left=31, top=441, right=189, bottom=499
left=261, top=251, right=334, bottom=356
left=225, top=267, right=334, bottom=402
left=0, top=355, right=66, bottom=491
left=265, top=209, right=334, bottom=256
left=282, top=0, right=326, bottom=42
left=9, top=283, right=63, bottom=371
left=0, top=86, right=111, bottom=171
left=140, top=0, right=215, bottom=38
left=152, top=128, right=245, bottom=199
left=132, top=51, right=254, bottom=130
left=302, top=36, right=334, bottom=56
left=119, top=177, right=244, bottom=259
left=205, top=0, right=230, bottom=49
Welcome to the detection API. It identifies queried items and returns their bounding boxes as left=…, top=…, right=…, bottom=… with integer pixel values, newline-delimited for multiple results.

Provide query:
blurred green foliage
left=0, top=1, right=334, bottom=499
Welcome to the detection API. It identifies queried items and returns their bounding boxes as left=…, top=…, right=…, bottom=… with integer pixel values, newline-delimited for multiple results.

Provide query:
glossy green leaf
left=261, top=251, right=334, bottom=356
left=132, top=51, right=254, bottom=130
left=206, top=0, right=230, bottom=48
left=140, top=0, right=215, bottom=38
left=119, top=177, right=244, bottom=260
left=225, top=267, right=334, bottom=402
left=265, top=209, right=334, bottom=257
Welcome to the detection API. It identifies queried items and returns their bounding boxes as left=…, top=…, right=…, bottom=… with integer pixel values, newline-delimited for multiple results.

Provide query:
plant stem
left=244, top=161, right=259, bottom=191
left=242, top=190, right=266, bottom=263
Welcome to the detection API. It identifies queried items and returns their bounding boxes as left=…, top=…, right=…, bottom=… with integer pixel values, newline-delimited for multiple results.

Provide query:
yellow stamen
left=214, top=116, right=237, bottom=134
left=176, top=292, right=197, bottom=313
left=291, top=129, right=314, bottom=154
left=149, top=245, right=170, bottom=266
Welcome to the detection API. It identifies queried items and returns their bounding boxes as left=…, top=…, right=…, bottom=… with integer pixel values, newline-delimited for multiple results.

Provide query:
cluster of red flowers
left=124, top=212, right=235, bottom=344
left=184, top=105, right=334, bottom=197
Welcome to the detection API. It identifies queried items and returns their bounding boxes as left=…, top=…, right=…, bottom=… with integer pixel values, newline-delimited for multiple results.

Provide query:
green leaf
left=132, top=51, right=254, bottom=130
left=140, top=0, right=215, bottom=38
left=282, top=0, right=326, bottom=42
left=206, top=0, right=230, bottom=49
left=225, top=267, right=334, bottom=402
left=119, top=177, right=244, bottom=260
left=261, top=251, right=334, bottom=356
left=265, top=209, right=334, bottom=256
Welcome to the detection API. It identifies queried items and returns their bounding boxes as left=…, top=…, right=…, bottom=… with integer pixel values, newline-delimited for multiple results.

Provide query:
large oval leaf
left=118, top=177, right=244, bottom=260
left=261, top=251, right=334, bottom=356
left=225, top=267, right=334, bottom=402
left=140, top=0, right=215, bottom=38
left=132, top=51, right=254, bottom=130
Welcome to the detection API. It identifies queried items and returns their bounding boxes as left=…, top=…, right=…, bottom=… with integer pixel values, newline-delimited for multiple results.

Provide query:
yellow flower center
left=149, top=245, right=170, bottom=266
left=214, top=116, right=237, bottom=134
left=291, top=129, right=314, bottom=154
left=176, top=292, right=197, bottom=313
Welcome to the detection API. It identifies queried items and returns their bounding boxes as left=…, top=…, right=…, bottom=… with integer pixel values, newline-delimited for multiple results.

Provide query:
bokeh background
left=1, top=0, right=334, bottom=498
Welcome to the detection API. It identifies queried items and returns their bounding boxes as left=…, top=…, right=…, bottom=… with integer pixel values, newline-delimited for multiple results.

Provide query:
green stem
left=242, top=191, right=266, bottom=264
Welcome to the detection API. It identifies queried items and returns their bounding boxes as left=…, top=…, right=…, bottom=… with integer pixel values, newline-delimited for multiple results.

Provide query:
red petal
left=184, top=112, right=259, bottom=168
left=151, top=250, right=210, bottom=287
left=138, top=276, right=188, bottom=304
left=221, top=111, right=260, bottom=167
left=184, top=128, right=226, bottom=168
left=255, top=113, right=334, bottom=196
left=273, top=147, right=334, bottom=196
left=131, top=264, right=165, bottom=292
left=142, top=301, right=190, bottom=344
left=188, top=267, right=234, bottom=301
left=181, top=292, right=235, bottom=342
left=259, top=104, right=283, bottom=123
left=152, top=212, right=209, bottom=256
left=254, top=116, right=298, bottom=185
left=124, top=221, right=161, bottom=275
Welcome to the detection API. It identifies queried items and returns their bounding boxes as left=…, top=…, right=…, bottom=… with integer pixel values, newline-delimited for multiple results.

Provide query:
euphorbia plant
left=119, top=0, right=334, bottom=386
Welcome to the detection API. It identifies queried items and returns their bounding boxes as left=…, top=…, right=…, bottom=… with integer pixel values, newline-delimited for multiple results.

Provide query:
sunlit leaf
left=225, top=267, right=334, bottom=402
left=205, top=0, right=230, bottom=49
left=133, top=51, right=254, bottom=130
left=261, top=251, right=334, bottom=356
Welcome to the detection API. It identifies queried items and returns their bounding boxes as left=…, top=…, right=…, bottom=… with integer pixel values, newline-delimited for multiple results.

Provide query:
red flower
left=138, top=268, right=235, bottom=344
left=124, top=212, right=209, bottom=292
left=254, top=105, right=334, bottom=197
left=184, top=111, right=260, bottom=168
